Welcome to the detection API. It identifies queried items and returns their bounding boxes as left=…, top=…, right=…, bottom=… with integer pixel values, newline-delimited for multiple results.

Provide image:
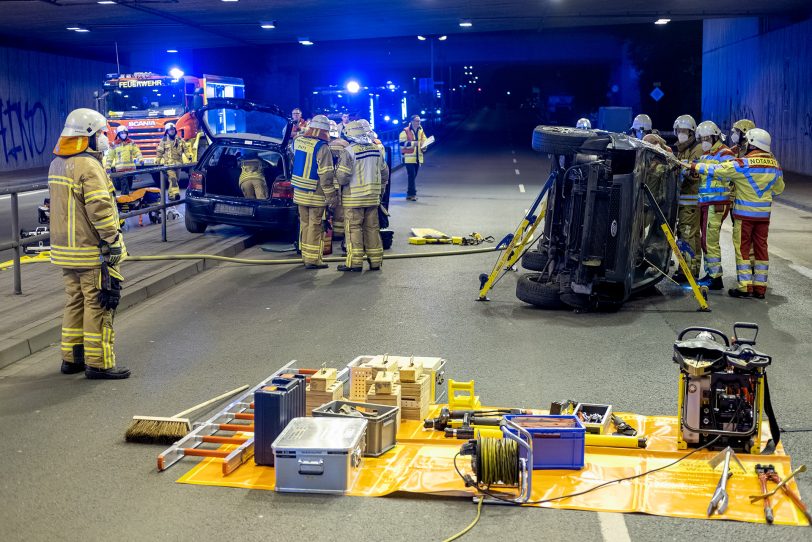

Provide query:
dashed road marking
left=512, top=158, right=517, bottom=164
left=598, top=513, right=631, bottom=542
left=514, top=169, right=520, bottom=175
left=519, top=184, right=525, bottom=193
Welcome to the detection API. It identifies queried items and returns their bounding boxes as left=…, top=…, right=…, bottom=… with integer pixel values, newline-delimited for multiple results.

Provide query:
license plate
left=214, top=203, right=254, bottom=217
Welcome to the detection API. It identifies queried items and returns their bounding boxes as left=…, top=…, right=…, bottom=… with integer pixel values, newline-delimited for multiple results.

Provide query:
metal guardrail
left=1, top=164, right=195, bottom=295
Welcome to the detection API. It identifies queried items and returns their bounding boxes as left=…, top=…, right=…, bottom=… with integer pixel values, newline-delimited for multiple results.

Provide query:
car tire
left=515, top=273, right=564, bottom=309
left=185, top=212, right=207, bottom=233
left=521, top=249, right=549, bottom=272
left=532, top=125, right=596, bottom=155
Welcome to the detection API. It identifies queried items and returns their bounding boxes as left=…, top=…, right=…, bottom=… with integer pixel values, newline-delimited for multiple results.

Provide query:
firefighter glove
left=98, top=262, right=122, bottom=311
left=100, top=235, right=125, bottom=266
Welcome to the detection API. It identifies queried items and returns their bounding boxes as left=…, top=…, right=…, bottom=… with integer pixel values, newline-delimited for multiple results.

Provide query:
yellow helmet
left=732, top=119, right=755, bottom=133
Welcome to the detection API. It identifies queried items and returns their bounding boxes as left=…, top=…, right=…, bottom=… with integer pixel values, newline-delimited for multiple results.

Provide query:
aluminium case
left=272, top=417, right=367, bottom=494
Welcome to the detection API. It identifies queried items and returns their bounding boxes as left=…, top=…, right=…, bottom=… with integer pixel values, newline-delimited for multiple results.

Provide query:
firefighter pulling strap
left=642, top=184, right=710, bottom=312
left=477, top=171, right=555, bottom=301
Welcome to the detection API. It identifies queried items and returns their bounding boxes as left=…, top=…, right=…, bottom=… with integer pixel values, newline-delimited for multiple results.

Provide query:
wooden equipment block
left=399, top=360, right=423, bottom=383
left=367, top=383, right=401, bottom=427
left=309, top=367, right=337, bottom=392
left=306, top=380, right=343, bottom=415
left=350, top=366, right=374, bottom=402
left=399, top=373, right=430, bottom=421
left=374, top=372, right=394, bottom=394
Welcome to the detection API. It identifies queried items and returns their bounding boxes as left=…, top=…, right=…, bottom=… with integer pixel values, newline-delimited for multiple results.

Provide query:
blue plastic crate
left=504, top=414, right=585, bottom=470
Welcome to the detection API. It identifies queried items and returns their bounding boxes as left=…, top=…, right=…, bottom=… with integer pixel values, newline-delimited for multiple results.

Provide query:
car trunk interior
left=202, top=144, right=286, bottom=200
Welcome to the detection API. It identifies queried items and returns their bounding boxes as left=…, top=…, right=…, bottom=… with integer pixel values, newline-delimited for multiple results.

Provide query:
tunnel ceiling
left=2, top=0, right=810, bottom=57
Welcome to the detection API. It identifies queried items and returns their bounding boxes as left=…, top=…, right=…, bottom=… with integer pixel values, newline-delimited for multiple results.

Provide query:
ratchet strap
left=760, top=374, right=780, bottom=455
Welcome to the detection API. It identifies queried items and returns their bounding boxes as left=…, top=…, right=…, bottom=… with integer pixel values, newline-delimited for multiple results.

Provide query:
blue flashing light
left=420, top=110, right=426, bottom=115
left=383, top=115, right=391, bottom=122
left=169, top=67, right=184, bottom=79
left=436, top=109, right=441, bottom=114
left=392, top=119, right=399, bottom=125
left=388, top=84, right=396, bottom=90
left=346, top=81, right=361, bottom=93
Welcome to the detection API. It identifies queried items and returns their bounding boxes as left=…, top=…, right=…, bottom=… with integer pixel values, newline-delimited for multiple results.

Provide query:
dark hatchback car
left=516, top=126, right=682, bottom=310
left=184, top=99, right=297, bottom=235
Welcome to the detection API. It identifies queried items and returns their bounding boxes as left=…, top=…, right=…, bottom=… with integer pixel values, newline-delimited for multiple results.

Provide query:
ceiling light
left=166, top=49, right=178, bottom=53
left=299, top=39, right=314, bottom=45
left=221, top=0, right=238, bottom=2
left=260, top=21, right=276, bottom=29
left=655, top=18, right=671, bottom=25
left=97, top=1, right=116, bottom=4
left=417, top=35, right=427, bottom=41
left=74, top=28, right=90, bottom=33
left=438, top=35, right=448, bottom=41
left=66, top=26, right=81, bottom=31
left=459, top=20, right=473, bottom=27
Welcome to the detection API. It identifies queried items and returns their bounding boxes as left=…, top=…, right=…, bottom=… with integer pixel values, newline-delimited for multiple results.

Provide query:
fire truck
left=98, top=72, right=245, bottom=165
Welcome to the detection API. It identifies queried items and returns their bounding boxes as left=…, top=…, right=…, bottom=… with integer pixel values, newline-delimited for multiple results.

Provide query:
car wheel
left=521, top=249, right=549, bottom=272
left=515, top=273, right=564, bottom=309
left=532, top=125, right=596, bottom=155
left=185, top=212, right=207, bottom=233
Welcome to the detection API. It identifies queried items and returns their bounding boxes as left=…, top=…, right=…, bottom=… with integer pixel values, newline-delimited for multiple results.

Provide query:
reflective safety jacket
left=192, top=132, right=209, bottom=162
left=48, top=148, right=122, bottom=268
left=696, top=141, right=736, bottom=205
left=674, top=137, right=704, bottom=207
left=694, top=150, right=784, bottom=222
left=291, top=135, right=336, bottom=206
left=399, top=125, right=427, bottom=164
left=239, top=159, right=267, bottom=185
left=336, top=142, right=390, bottom=208
left=104, top=139, right=143, bottom=172
left=155, top=136, right=191, bottom=166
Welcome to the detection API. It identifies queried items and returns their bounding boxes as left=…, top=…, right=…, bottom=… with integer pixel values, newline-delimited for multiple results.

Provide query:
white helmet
left=696, top=120, right=721, bottom=139
left=632, top=114, right=652, bottom=132
left=328, top=120, right=339, bottom=138
left=345, top=120, right=368, bottom=139
left=308, top=114, right=331, bottom=131
left=115, top=125, right=129, bottom=137
left=61, top=108, right=107, bottom=137
left=745, top=128, right=771, bottom=153
left=576, top=118, right=591, bottom=130
left=164, top=122, right=177, bottom=133
left=673, top=114, right=697, bottom=132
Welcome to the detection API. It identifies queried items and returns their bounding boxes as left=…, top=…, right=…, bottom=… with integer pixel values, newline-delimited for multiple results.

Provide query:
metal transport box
left=272, top=417, right=367, bottom=494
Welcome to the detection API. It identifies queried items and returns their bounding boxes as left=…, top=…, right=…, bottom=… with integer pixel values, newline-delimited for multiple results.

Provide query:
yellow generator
left=672, top=323, right=778, bottom=454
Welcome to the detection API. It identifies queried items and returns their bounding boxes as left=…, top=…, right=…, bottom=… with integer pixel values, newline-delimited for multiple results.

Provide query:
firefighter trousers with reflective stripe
left=161, top=169, right=181, bottom=198
left=677, top=204, right=701, bottom=276
left=732, top=218, right=769, bottom=294
left=701, top=204, right=729, bottom=278
left=298, top=205, right=326, bottom=265
left=345, top=206, right=383, bottom=268
left=61, top=268, right=116, bottom=369
left=332, top=204, right=345, bottom=237
left=240, top=178, right=268, bottom=200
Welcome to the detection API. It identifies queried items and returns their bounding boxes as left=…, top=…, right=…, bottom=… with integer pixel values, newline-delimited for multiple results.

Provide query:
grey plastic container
left=312, top=400, right=399, bottom=457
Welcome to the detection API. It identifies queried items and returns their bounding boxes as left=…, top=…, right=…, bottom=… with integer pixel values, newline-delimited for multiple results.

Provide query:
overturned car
left=517, top=126, right=682, bottom=310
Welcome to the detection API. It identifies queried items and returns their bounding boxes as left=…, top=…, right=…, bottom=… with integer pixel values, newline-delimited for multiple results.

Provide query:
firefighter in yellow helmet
left=49, top=108, right=130, bottom=379
left=729, top=119, right=755, bottom=158
left=695, top=120, right=736, bottom=290
left=689, top=128, right=784, bottom=299
left=672, top=114, right=704, bottom=281
left=104, top=125, right=143, bottom=195
left=336, top=120, right=389, bottom=271
left=238, top=151, right=269, bottom=200
left=155, top=122, right=191, bottom=201
left=291, top=114, right=337, bottom=269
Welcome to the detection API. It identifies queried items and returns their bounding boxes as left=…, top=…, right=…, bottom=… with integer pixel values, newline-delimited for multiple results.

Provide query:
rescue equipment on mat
left=254, top=376, right=307, bottom=466
left=752, top=464, right=811, bottom=524
left=551, top=400, right=647, bottom=448
left=408, top=228, right=493, bottom=246
left=673, top=322, right=779, bottom=454
left=707, top=446, right=745, bottom=516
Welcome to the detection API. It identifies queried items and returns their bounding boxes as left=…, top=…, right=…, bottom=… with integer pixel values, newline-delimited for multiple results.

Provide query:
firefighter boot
left=61, top=344, right=86, bottom=374
left=85, top=365, right=132, bottom=380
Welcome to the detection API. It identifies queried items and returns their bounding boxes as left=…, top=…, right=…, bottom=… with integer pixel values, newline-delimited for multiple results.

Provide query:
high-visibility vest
left=399, top=126, right=425, bottom=164
left=696, top=141, right=736, bottom=205
left=292, top=136, right=334, bottom=206
left=339, top=143, right=384, bottom=208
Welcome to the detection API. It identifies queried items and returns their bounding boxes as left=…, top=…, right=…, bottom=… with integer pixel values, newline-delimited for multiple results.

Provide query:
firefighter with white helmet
left=631, top=114, right=653, bottom=139
left=689, top=127, right=783, bottom=299
left=672, top=114, right=704, bottom=281
left=48, top=108, right=130, bottom=379
left=327, top=119, right=349, bottom=242
left=694, top=120, right=736, bottom=290
left=576, top=118, right=591, bottom=130
left=104, top=125, right=143, bottom=194
left=155, top=122, right=191, bottom=200
left=729, top=119, right=756, bottom=157
left=291, top=114, right=337, bottom=269
left=336, top=120, right=389, bottom=271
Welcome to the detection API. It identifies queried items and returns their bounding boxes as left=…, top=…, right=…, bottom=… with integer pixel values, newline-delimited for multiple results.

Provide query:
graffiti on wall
left=0, top=98, right=49, bottom=165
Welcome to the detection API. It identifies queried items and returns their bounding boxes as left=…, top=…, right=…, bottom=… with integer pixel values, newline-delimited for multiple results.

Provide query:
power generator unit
left=673, top=323, right=779, bottom=454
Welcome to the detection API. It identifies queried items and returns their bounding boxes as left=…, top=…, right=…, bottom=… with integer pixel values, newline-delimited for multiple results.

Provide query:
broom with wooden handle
left=125, top=385, right=249, bottom=445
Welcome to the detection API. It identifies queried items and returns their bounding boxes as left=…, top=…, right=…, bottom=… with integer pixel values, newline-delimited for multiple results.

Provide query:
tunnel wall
left=702, top=17, right=812, bottom=175
left=0, top=47, right=115, bottom=173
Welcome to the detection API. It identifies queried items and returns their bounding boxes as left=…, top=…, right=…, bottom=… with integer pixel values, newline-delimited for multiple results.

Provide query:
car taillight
left=272, top=180, right=293, bottom=199
left=189, top=171, right=204, bottom=190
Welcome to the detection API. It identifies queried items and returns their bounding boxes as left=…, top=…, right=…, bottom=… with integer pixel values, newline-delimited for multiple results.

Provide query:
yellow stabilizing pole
left=477, top=171, right=555, bottom=300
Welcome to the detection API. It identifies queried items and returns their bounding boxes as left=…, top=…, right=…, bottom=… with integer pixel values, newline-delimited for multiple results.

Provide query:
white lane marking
left=0, top=189, right=48, bottom=201
left=789, top=264, right=812, bottom=280
left=769, top=245, right=812, bottom=279
left=514, top=169, right=520, bottom=176
left=519, top=184, right=525, bottom=193
left=598, top=512, right=631, bottom=542
left=512, top=158, right=517, bottom=164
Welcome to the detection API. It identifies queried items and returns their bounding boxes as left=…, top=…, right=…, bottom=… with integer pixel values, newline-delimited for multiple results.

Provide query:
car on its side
left=517, top=125, right=682, bottom=310
left=184, top=99, right=297, bottom=236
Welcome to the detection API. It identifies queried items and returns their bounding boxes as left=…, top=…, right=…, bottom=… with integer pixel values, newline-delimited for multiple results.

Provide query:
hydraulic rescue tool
left=707, top=446, right=745, bottom=517
left=673, top=323, right=779, bottom=454
left=751, top=464, right=812, bottom=525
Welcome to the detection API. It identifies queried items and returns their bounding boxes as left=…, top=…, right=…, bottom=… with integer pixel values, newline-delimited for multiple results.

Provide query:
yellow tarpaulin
left=176, top=408, right=809, bottom=526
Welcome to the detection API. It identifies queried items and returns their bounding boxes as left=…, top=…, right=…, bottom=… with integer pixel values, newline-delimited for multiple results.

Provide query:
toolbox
left=313, top=400, right=399, bottom=457
left=504, top=414, right=585, bottom=470
left=254, top=376, right=307, bottom=466
left=272, top=417, right=368, bottom=494
left=573, top=403, right=612, bottom=435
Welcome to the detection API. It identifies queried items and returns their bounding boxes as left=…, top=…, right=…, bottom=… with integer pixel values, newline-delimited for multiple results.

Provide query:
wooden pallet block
left=374, top=372, right=394, bottom=394
left=398, top=373, right=430, bottom=421
left=367, top=383, right=401, bottom=427
left=309, top=367, right=338, bottom=392
left=399, top=361, right=423, bottom=383
left=350, top=366, right=374, bottom=402
left=306, top=380, right=343, bottom=415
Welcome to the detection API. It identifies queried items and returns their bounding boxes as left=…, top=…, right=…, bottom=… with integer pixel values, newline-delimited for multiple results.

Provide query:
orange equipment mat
left=176, top=406, right=809, bottom=526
